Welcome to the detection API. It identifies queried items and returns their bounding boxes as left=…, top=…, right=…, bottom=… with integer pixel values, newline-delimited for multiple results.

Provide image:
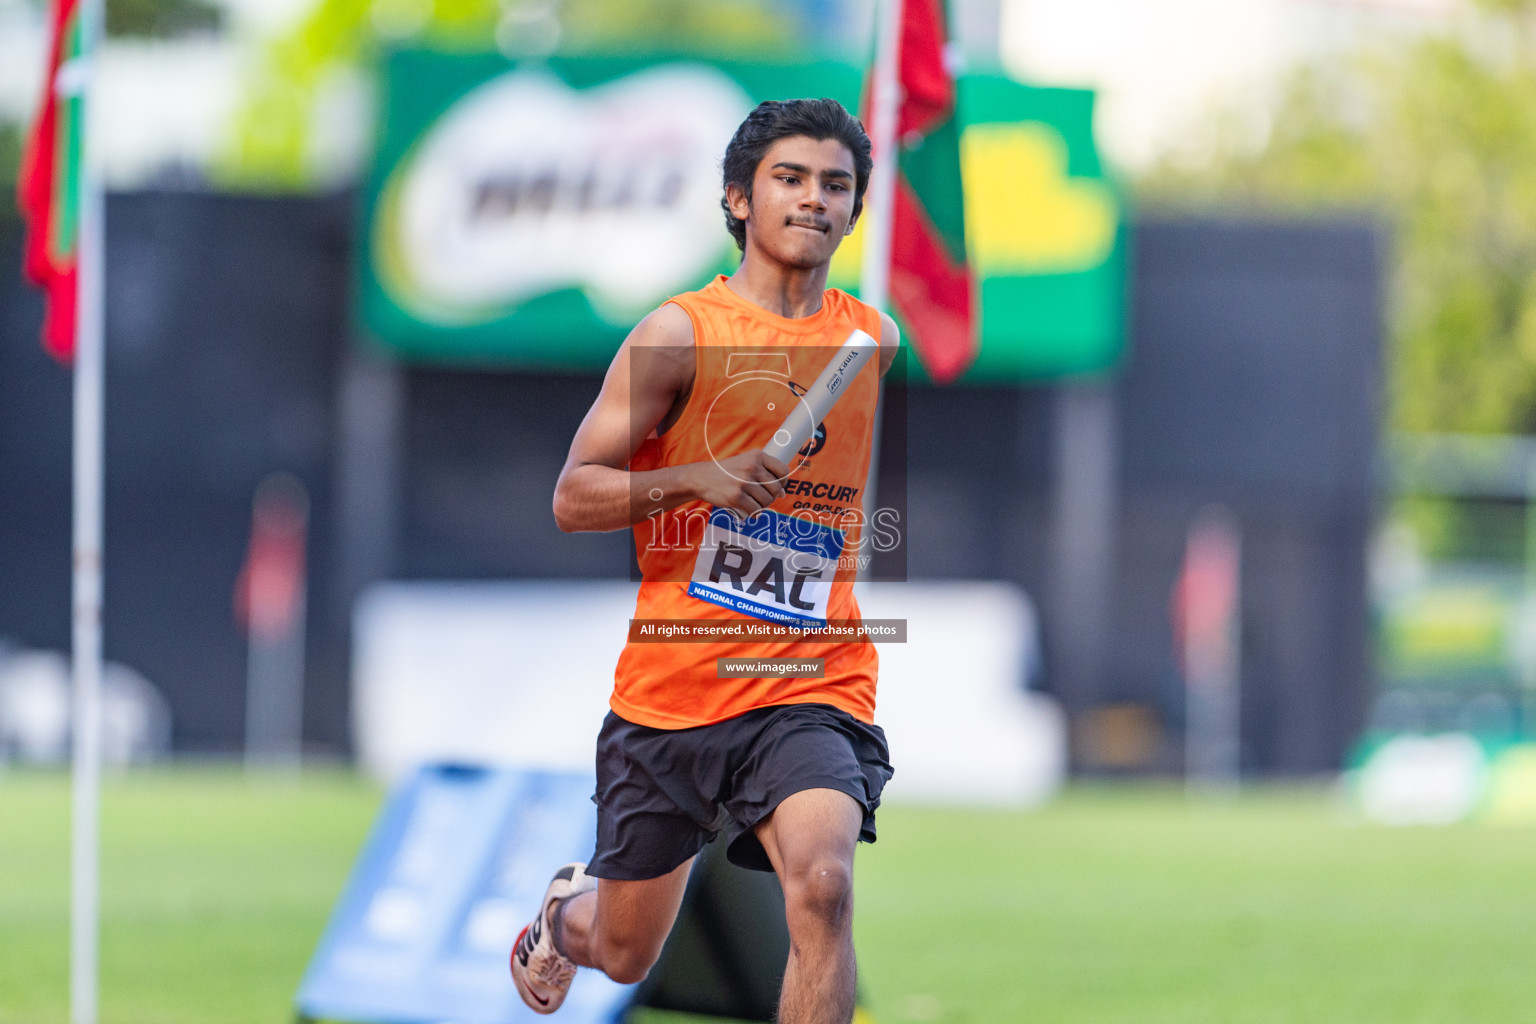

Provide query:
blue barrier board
left=296, top=764, right=635, bottom=1024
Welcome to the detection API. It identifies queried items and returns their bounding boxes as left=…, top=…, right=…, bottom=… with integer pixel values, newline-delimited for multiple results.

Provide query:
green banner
left=960, top=78, right=1126, bottom=381
left=358, top=50, right=1124, bottom=380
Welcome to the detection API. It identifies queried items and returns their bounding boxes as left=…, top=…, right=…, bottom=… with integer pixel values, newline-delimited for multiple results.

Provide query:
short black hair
left=720, top=98, right=873, bottom=252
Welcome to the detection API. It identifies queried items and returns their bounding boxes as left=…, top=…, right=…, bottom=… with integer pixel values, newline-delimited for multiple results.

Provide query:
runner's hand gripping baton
left=761, top=328, right=880, bottom=464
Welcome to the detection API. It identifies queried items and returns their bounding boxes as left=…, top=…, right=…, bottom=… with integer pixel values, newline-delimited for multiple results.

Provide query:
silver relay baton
left=762, top=328, right=880, bottom=464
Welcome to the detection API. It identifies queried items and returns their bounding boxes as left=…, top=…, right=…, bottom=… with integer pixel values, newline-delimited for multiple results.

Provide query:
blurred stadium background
left=4, top=0, right=1536, bottom=1021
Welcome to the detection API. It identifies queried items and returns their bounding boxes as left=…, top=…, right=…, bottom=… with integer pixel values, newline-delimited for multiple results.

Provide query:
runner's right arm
left=553, top=304, right=789, bottom=532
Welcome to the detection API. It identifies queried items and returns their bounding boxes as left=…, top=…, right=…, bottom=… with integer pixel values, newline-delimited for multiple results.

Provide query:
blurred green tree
left=0, top=0, right=223, bottom=206
left=0, top=121, right=21, bottom=222
left=1140, top=0, right=1536, bottom=436
left=215, top=0, right=795, bottom=191
left=108, top=0, right=222, bottom=38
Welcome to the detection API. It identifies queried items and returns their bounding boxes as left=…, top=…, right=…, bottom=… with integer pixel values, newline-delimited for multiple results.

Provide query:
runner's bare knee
left=784, top=856, right=854, bottom=934
left=598, top=938, right=661, bottom=985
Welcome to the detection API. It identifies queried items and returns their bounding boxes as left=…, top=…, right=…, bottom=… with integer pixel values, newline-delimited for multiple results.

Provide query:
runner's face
left=732, top=136, right=859, bottom=270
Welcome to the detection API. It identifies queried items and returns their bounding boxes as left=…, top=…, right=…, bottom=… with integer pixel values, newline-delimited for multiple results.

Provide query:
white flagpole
left=70, top=0, right=107, bottom=1021
left=858, top=0, right=903, bottom=578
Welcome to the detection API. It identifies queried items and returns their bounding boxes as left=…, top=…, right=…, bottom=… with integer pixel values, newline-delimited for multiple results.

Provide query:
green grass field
left=3, top=769, right=1535, bottom=1024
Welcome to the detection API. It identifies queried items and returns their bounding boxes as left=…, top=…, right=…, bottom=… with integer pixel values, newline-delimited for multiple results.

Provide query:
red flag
left=867, top=0, right=978, bottom=384
left=234, top=479, right=309, bottom=643
left=18, top=0, right=84, bottom=363
left=1171, top=510, right=1241, bottom=687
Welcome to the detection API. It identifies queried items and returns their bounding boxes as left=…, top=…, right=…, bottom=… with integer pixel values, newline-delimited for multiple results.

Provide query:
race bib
left=687, top=507, right=845, bottom=627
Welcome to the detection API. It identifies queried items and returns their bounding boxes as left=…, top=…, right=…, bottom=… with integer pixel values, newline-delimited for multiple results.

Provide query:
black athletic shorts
left=587, top=702, right=894, bottom=879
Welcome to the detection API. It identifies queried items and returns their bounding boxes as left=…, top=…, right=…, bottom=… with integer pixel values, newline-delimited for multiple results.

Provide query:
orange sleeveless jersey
left=610, top=275, right=883, bottom=729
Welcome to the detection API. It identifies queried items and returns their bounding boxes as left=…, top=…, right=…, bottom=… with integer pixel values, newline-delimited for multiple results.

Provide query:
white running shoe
left=511, top=862, right=596, bottom=1014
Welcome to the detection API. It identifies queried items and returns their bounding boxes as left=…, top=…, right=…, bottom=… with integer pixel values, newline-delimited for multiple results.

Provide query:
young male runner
left=512, top=98, right=899, bottom=1024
